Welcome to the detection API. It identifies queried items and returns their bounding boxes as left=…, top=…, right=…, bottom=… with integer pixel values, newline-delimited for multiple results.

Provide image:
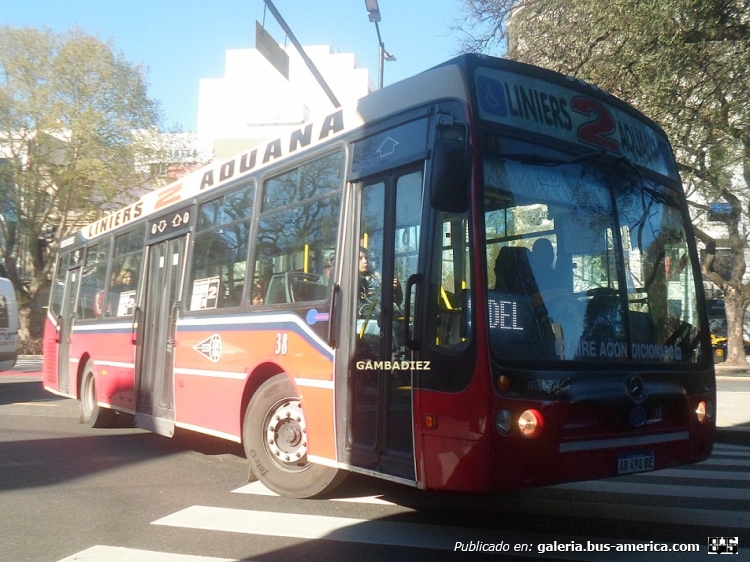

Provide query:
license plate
left=617, top=451, right=655, bottom=475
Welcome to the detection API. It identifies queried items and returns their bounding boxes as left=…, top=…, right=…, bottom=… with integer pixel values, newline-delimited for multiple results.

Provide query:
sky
left=2, top=0, right=470, bottom=132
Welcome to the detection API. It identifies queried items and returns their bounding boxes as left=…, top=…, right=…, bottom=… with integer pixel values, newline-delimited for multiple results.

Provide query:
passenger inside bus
left=251, top=282, right=264, bottom=306
left=491, top=246, right=556, bottom=356
left=358, top=247, right=403, bottom=317
left=112, top=268, right=137, bottom=294
left=109, top=267, right=138, bottom=316
left=529, top=238, right=561, bottom=293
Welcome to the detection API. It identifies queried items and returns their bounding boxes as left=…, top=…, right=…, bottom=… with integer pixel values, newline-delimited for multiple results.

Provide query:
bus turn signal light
left=496, top=375, right=510, bottom=393
left=518, top=409, right=543, bottom=438
left=424, top=414, right=438, bottom=429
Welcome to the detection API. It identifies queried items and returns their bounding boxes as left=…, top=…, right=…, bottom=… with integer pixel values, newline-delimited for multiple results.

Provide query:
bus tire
left=80, top=361, right=116, bottom=428
left=242, top=373, right=346, bottom=498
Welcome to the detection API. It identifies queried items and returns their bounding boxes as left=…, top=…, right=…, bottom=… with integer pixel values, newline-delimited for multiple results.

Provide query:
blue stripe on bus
left=70, top=312, right=334, bottom=360
left=176, top=312, right=333, bottom=360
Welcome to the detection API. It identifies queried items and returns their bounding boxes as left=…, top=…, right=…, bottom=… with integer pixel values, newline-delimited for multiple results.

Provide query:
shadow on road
left=0, top=380, right=67, bottom=406
left=0, top=379, right=244, bottom=492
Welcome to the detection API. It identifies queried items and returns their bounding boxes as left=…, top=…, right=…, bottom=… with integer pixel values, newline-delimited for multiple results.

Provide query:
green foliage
left=0, top=26, right=164, bottom=336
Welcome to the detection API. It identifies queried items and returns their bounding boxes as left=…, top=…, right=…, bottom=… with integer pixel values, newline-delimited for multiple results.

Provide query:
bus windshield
left=483, top=142, right=704, bottom=365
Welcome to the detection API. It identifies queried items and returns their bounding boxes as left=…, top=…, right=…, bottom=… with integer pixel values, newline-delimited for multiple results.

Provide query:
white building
left=198, top=45, right=373, bottom=159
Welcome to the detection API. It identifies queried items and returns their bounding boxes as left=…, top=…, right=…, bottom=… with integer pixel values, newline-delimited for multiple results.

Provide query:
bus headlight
left=518, top=409, right=543, bottom=438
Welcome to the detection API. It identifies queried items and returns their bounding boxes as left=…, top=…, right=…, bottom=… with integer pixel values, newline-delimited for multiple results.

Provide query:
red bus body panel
left=416, top=379, right=715, bottom=492
left=172, top=320, right=336, bottom=457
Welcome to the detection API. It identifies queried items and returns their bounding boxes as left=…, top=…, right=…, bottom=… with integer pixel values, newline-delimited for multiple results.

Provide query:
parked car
left=0, top=278, right=19, bottom=371
left=707, top=299, right=750, bottom=362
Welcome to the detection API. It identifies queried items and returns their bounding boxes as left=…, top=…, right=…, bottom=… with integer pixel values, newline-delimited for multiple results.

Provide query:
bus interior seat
left=266, top=272, right=328, bottom=304
left=265, top=275, right=288, bottom=304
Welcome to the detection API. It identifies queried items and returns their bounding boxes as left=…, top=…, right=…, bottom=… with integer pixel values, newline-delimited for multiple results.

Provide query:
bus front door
left=344, top=169, right=424, bottom=482
left=134, top=235, right=186, bottom=436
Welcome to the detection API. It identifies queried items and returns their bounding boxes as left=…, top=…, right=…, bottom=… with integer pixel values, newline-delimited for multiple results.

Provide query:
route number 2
left=275, top=332, right=289, bottom=355
left=571, top=96, right=621, bottom=154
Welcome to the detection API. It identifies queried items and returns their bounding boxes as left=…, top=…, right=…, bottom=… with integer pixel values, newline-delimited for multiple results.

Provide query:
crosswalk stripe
left=231, top=481, right=396, bottom=505
left=710, top=450, right=750, bottom=458
left=698, top=457, right=750, bottom=467
left=647, top=468, right=747, bottom=481
left=713, top=443, right=750, bottom=452
left=552, top=480, right=750, bottom=500
left=501, top=496, right=750, bottom=529
left=56, top=545, right=236, bottom=562
left=151, top=506, right=706, bottom=560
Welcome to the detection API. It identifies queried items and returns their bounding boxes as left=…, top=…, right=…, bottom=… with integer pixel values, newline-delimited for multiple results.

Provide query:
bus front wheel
left=80, top=361, right=116, bottom=428
left=242, top=374, right=346, bottom=498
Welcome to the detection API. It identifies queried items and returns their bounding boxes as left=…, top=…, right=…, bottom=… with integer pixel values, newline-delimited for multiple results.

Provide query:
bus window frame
left=253, top=146, right=346, bottom=310
left=185, top=179, right=256, bottom=315
left=105, top=223, right=148, bottom=320
left=179, top=144, right=349, bottom=317
left=75, top=235, right=114, bottom=323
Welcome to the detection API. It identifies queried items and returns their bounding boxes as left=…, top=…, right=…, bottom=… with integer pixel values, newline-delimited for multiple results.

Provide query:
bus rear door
left=57, top=250, right=83, bottom=395
left=135, top=208, right=192, bottom=436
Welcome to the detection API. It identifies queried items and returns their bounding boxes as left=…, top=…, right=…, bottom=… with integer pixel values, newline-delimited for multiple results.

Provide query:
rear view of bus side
left=43, top=54, right=715, bottom=498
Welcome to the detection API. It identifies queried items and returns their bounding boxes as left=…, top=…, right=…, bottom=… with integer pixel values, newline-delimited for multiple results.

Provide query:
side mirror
left=430, top=137, right=469, bottom=213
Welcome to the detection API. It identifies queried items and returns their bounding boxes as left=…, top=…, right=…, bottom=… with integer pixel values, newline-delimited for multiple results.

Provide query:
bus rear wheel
left=242, top=374, right=346, bottom=498
left=80, top=361, right=116, bottom=428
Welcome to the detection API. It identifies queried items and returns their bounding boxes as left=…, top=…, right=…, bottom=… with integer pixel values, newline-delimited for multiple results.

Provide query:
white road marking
left=56, top=545, right=237, bottom=562
left=231, top=481, right=396, bottom=505
left=152, top=505, right=710, bottom=559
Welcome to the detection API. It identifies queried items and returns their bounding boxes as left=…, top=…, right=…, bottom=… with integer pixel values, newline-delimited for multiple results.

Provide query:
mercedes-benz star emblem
left=626, top=374, right=645, bottom=401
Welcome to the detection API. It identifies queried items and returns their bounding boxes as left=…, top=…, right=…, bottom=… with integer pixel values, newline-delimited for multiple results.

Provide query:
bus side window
left=256, top=151, right=344, bottom=305
left=188, top=182, right=254, bottom=312
left=50, top=254, right=69, bottom=318
left=429, top=214, right=472, bottom=349
left=106, top=226, right=145, bottom=318
left=80, top=242, right=111, bottom=320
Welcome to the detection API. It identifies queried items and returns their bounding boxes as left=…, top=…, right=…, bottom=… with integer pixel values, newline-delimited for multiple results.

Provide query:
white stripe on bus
left=294, top=377, right=333, bottom=389
left=173, top=367, right=247, bottom=380
left=174, top=421, right=241, bottom=443
left=95, top=361, right=135, bottom=369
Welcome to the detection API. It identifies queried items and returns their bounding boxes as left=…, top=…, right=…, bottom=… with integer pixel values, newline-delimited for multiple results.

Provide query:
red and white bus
left=43, top=54, right=715, bottom=498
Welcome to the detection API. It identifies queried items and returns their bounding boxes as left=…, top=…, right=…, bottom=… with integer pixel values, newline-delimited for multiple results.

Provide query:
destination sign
left=474, top=66, right=679, bottom=181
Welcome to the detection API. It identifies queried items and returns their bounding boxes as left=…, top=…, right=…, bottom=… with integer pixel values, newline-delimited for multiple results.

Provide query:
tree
left=455, top=0, right=750, bottom=363
left=0, top=26, right=167, bottom=341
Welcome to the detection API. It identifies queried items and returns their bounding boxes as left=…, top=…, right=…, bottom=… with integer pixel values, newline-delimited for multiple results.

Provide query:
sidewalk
left=714, top=364, right=750, bottom=443
left=715, top=363, right=750, bottom=377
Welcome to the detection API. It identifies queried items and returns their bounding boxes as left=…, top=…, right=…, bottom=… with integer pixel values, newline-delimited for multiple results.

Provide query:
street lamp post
left=364, top=0, right=395, bottom=90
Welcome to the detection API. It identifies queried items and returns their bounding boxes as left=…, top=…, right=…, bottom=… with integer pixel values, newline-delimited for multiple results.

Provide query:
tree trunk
left=18, top=304, right=32, bottom=342
left=723, top=293, right=747, bottom=364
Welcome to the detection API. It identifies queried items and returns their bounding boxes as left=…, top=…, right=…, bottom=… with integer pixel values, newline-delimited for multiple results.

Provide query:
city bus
left=43, top=54, right=715, bottom=498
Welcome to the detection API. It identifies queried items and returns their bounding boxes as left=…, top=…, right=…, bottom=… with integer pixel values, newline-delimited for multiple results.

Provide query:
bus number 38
left=275, top=333, right=289, bottom=356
